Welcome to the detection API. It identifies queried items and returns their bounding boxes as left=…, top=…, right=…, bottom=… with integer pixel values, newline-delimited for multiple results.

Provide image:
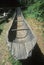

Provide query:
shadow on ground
left=0, top=29, right=3, bottom=35
left=20, top=44, right=44, bottom=65
left=0, top=19, right=9, bottom=25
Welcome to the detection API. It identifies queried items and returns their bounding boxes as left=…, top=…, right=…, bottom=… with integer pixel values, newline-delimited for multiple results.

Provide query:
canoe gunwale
left=6, top=7, right=37, bottom=60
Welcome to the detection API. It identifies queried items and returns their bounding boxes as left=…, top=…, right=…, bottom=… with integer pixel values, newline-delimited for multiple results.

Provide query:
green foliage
left=14, top=61, right=22, bottom=65
left=0, top=23, right=4, bottom=29
left=17, top=0, right=30, bottom=6
left=8, top=55, right=22, bottom=65
left=2, top=61, right=5, bottom=65
left=23, top=0, right=44, bottom=22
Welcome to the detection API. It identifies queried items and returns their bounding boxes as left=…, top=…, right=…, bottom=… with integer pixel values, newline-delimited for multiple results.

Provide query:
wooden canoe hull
left=6, top=7, right=36, bottom=60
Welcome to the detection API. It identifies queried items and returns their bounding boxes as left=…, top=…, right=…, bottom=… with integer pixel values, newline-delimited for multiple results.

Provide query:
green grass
left=0, top=21, right=6, bottom=30
left=8, top=55, right=22, bottom=65
left=0, top=23, right=4, bottom=30
left=22, top=1, right=44, bottom=22
left=2, top=61, right=5, bottom=65
left=42, top=30, right=44, bottom=37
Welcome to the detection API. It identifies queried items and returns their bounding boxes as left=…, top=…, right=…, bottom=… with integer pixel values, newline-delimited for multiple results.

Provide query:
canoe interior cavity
left=7, top=7, right=36, bottom=60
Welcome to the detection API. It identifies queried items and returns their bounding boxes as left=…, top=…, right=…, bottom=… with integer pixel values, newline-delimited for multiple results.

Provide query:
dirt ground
left=26, top=18, right=44, bottom=54
left=0, top=19, right=12, bottom=65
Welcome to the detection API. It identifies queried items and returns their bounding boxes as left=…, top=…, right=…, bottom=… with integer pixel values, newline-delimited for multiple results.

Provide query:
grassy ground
left=0, top=19, right=12, bottom=65
left=26, top=18, right=44, bottom=54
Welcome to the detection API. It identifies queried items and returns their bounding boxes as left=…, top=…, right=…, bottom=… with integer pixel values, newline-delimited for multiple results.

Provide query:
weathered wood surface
left=6, top=7, right=36, bottom=60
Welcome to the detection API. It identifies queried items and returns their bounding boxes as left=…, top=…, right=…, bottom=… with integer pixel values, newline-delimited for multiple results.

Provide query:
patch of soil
left=26, top=18, right=44, bottom=54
